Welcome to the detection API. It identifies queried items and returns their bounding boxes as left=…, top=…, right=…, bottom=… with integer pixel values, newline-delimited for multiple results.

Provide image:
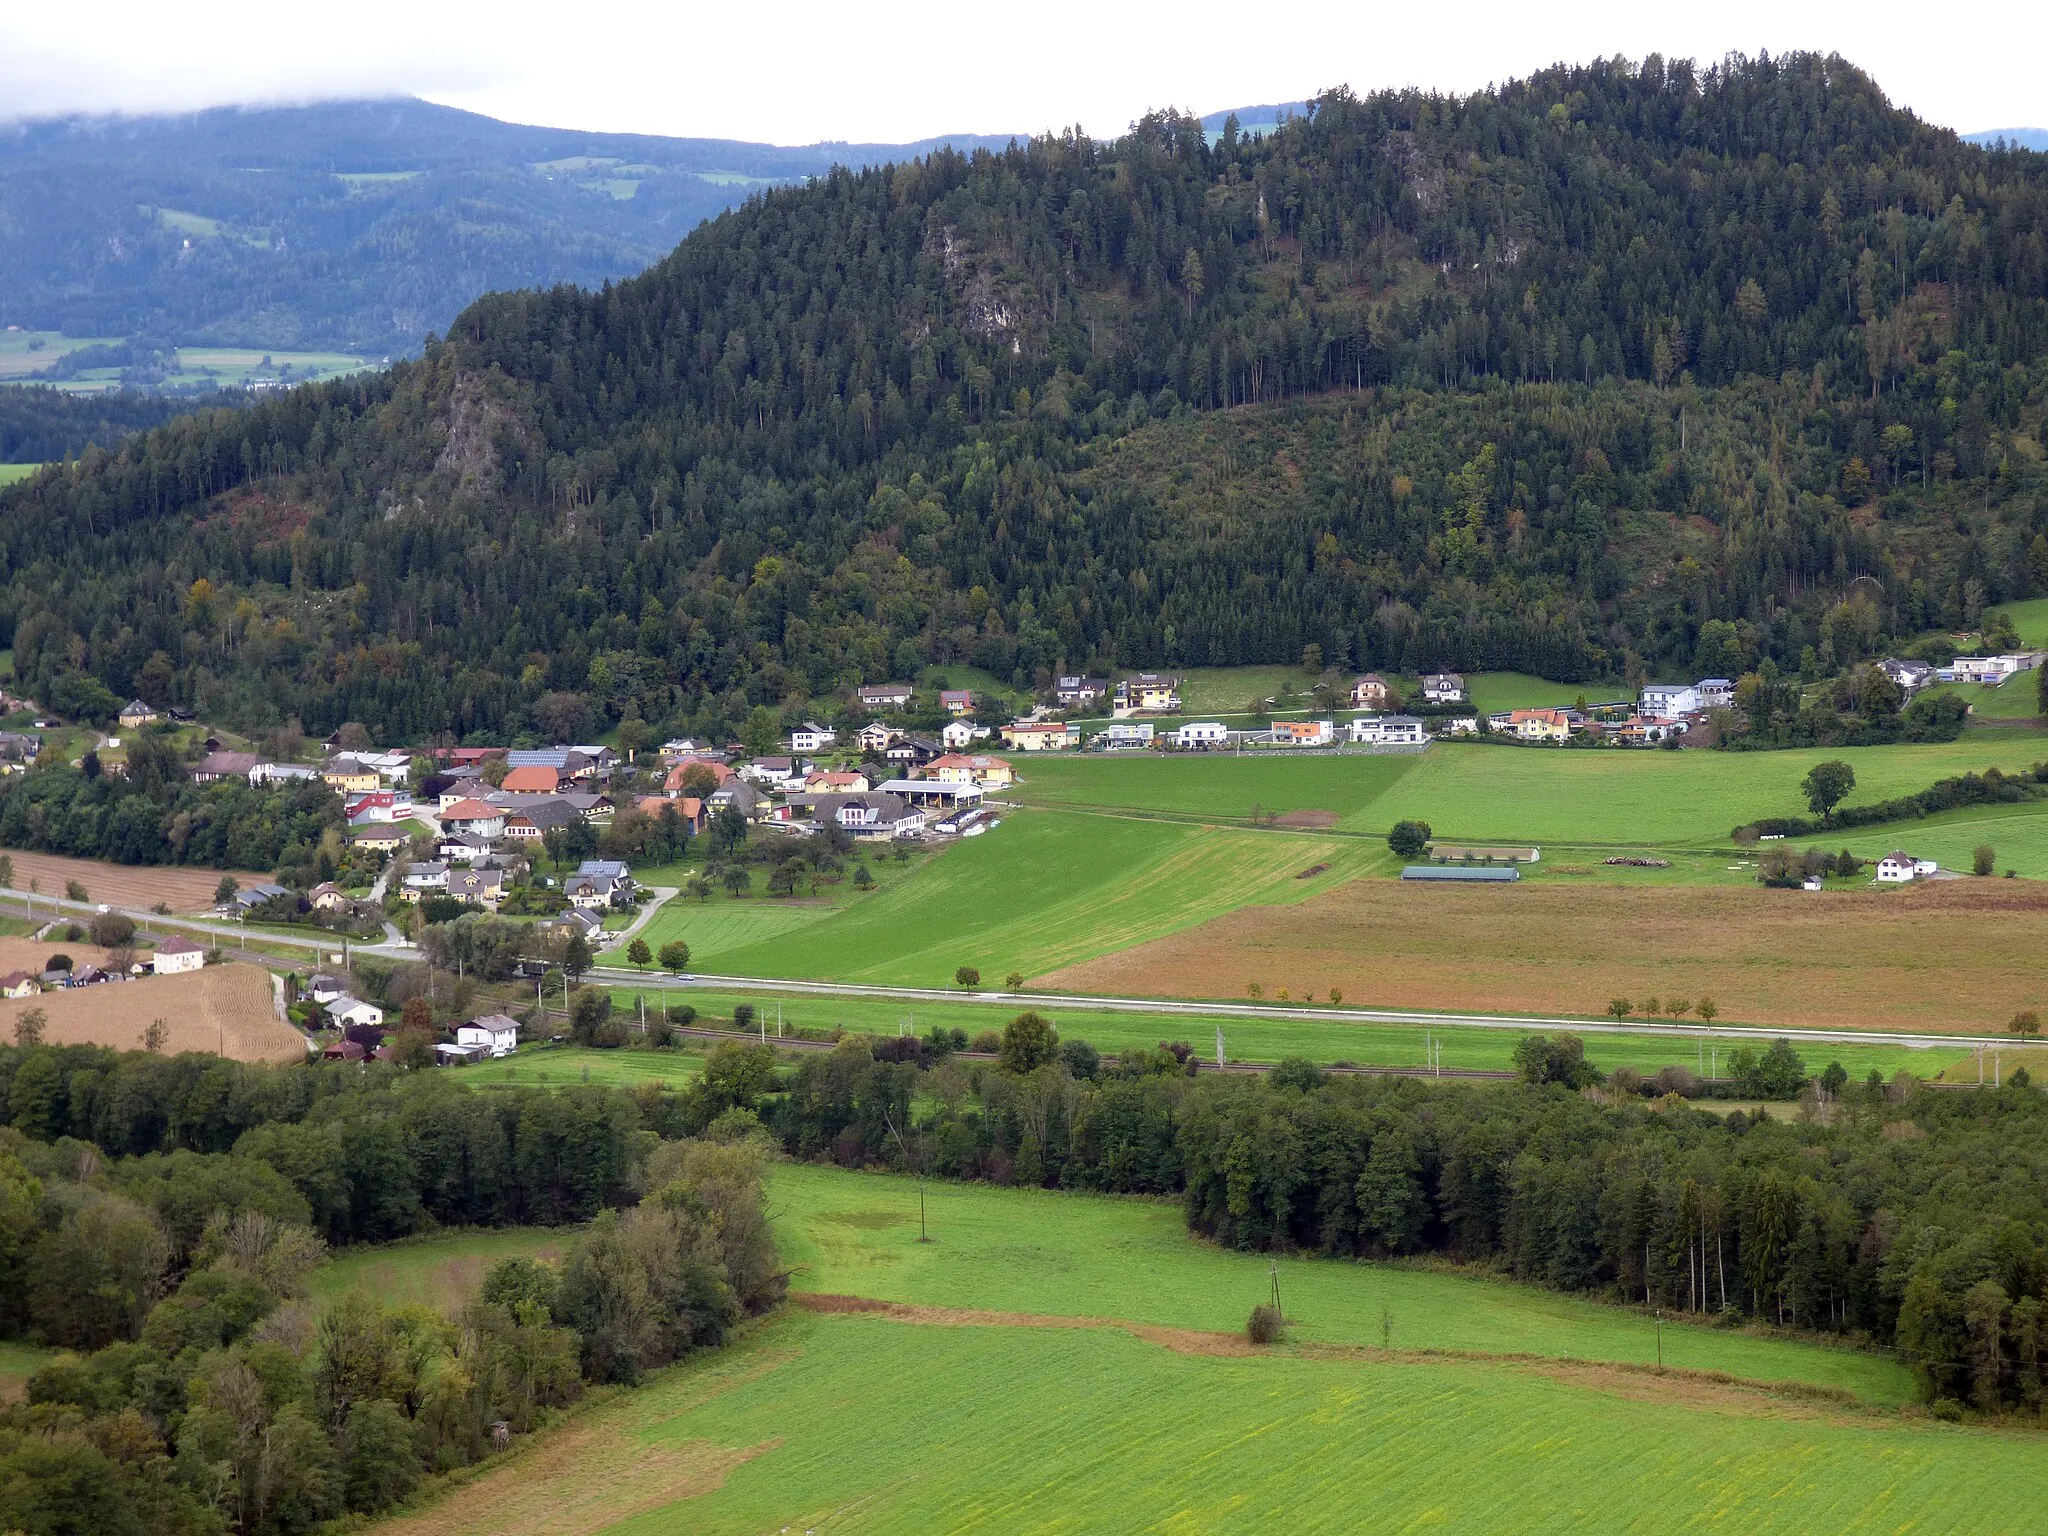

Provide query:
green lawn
left=314, top=1226, right=579, bottom=1311
left=1918, top=679, right=2043, bottom=720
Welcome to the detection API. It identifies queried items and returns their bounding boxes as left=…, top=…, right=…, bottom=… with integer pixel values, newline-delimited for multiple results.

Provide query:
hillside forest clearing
left=1039, top=876, right=2048, bottom=1037
left=0, top=848, right=272, bottom=912
left=0, top=464, right=36, bottom=487
left=360, top=1165, right=2038, bottom=1536
left=0, top=958, right=300, bottom=1061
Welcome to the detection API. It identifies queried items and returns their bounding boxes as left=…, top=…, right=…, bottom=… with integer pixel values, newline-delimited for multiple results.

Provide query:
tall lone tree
left=1801, top=760, right=1856, bottom=821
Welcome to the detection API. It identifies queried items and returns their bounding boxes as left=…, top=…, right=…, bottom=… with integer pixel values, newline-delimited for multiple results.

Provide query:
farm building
left=152, top=937, right=206, bottom=975
left=1400, top=866, right=1520, bottom=882
left=1876, top=852, right=1939, bottom=883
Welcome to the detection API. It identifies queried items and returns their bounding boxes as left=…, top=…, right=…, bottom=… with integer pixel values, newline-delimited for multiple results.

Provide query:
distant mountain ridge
left=0, top=98, right=1026, bottom=356
left=1964, top=128, right=2048, bottom=151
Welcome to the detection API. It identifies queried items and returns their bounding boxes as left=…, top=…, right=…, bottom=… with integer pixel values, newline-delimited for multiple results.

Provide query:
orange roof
left=440, top=798, right=500, bottom=820
left=500, top=764, right=560, bottom=793
left=664, top=759, right=733, bottom=792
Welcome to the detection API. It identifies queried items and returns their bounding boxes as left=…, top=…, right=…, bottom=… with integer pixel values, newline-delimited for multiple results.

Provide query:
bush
left=87, top=912, right=135, bottom=948
left=1058, top=1038, right=1101, bottom=1080
left=1247, top=1303, right=1283, bottom=1345
left=969, top=1030, right=1002, bottom=1055
left=667, top=1002, right=698, bottom=1026
left=1973, top=843, right=1995, bottom=876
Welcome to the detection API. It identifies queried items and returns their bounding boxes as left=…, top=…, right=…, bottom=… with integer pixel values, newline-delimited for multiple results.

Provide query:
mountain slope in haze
left=0, top=98, right=1023, bottom=355
left=2, top=52, right=2045, bottom=747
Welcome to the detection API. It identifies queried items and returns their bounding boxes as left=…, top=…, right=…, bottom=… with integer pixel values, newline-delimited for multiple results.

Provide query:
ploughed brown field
left=0, top=849, right=270, bottom=913
left=1037, top=879, right=2048, bottom=1035
left=0, top=959, right=303, bottom=1062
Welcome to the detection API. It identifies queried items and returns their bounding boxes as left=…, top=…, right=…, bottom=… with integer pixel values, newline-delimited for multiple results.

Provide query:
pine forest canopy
left=2, top=52, right=2046, bottom=749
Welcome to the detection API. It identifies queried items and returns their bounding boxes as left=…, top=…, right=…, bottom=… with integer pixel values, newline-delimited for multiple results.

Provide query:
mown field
left=456, top=1045, right=704, bottom=1088
left=315, top=1226, right=577, bottom=1312
left=0, top=464, right=38, bottom=487
left=616, top=989, right=1975, bottom=1082
left=363, top=1165, right=2043, bottom=1536
left=702, top=811, right=1386, bottom=985
left=1011, top=734, right=2048, bottom=848
left=1042, top=877, right=2048, bottom=1037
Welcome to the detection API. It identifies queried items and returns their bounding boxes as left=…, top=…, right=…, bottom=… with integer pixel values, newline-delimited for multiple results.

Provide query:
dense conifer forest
left=2, top=53, right=2045, bottom=742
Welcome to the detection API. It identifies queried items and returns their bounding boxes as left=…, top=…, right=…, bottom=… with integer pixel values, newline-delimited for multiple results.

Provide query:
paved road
left=0, top=890, right=2017, bottom=1055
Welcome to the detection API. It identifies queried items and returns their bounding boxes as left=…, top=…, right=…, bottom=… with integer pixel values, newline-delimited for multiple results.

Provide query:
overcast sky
left=1, top=0, right=2040, bottom=144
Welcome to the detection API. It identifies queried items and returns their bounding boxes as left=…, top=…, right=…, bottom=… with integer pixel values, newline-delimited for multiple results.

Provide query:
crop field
left=622, top=989, right=1972, bottom=1082
left=0, top=331, right=122, bottom=379
left=366, top=1166, right=2043, bottom=1536
left=0, top=959, right=303, bottom=1061
left=0, top=848, right=272, bottom=911
left=1041, top=877, right=2048, bottom=1036
left=706, top=811, right=1385, bottom=986
left=315, top=1227, right=576, bottom=1312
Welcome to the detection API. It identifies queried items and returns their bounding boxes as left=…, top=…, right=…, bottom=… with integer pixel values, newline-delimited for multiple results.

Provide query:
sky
left=1, top=0, right=2041, bottom=144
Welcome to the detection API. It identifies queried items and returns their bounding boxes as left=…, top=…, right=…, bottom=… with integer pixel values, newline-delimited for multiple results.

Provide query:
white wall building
left=1349, top=715, right=1427, bottom=745
left=1639, top=683, right=1703, bottom=717
left=1875, top=851, right=1939, bottom=883
left=1170, top=721, right=1230, bottom=749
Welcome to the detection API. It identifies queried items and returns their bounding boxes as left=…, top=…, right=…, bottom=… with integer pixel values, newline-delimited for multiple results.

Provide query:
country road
left=0, top=889, right=2021, bottom=1055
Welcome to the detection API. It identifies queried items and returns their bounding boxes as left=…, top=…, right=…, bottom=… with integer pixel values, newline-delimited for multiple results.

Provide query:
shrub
left=1247, top=1303, right=1283, bottom=1345
left=88, top=912, right=135, bottom=948
left=969, top=1030, right=1002, bottom=1054
left=1973, top=844, right=1995, bottom=876
left=667, top=1002, right=698, bottom=1027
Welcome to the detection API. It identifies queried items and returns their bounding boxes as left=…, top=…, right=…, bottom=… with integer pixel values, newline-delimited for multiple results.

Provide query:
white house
left=1421, top=673, right=1466, bottom=703
left=1097, top=721, right=1155, bottom=750
left=1952, top=654, right=2043, bottom=685
left=856, top=721, right=900, bottom=752
left=1639, top=683, right=1703, bottom=718
left=325, top=995, right=384, bottom=1030
left=1697, top=678, right=1735, bottom=709
left=790, top=723, right=838, bottom=753
left=151, top=937, right=206, bottom=975
left=1349, top=714, right=1427, bottom=745
left=457, top=1015, right=520, bottom=1058
left=940, top=719, right=990, bottom=749
left=1875, top=851, right=1939, bottom=884
left=1171, top=721, right=1230, bottom=750
left=1880, top=658, right=1936, bottom=694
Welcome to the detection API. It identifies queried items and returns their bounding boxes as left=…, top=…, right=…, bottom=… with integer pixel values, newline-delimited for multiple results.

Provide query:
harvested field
left=1038, top=878, right=2048, bottom=1035
left=1273, top=808, right=1339, bottom=828
left=0, top=849, right=270, bottom=913
left=0, top=961, right=303, bottom=1061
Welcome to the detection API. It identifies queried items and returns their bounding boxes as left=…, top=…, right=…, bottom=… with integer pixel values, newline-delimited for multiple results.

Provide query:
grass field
left=1012, top=734, right=2048, bottom=849
left=622, top=988, right=1975, bottom=1081
left=0, top=331, right=121, bottom=379
left=315, top=1227, right=576, bottom=1311
left=0, top=1341, right=55, bottom=1403
left=0, top=464, right=38, bottom=487
left=365, top=1165, right=2044, bottom=1536
left=703, top=811, right=1386, bottom=986
left=457, top=1045, right=703, bottom=1088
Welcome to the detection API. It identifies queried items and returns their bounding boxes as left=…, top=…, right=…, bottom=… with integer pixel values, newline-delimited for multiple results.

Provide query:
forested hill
left=3, top=53, right=2047, bottom=744
left=0, top=97, right=1021, bottom=354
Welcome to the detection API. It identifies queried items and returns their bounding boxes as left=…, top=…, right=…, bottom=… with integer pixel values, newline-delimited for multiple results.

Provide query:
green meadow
left=1012, top=733, right=2048, bottom=849
left=0, top=465, right=38, bottom=488
left=456, top=1044, right=704, bottom=1089
left=611, top=988, right=1976, bottom=1082
left=314, top=1227, right=577, bottom=1311
left=362, top=1164, right=2043, bottom=1535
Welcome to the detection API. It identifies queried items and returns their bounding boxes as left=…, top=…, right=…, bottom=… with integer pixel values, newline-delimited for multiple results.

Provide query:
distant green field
left=1787, top=798, right=2048, bottom=878
left=704, top=809, right=1383, bottom=986
left=0, top=331, right=123, bottom=379
left=0, top=464, right=37, bottom=487
left=1992, top=597, right=2048, bottom=647
left=458, top=1045, right=702, bottom=1088
left=315, top=1227, right=577, bottom=1311
left=626, top=988, right=1973, bottom=1082
left=1013, top=735, right=2048, bottom=847
left=1919, top=678, right=2042, bottom=720
left=1464, top=670, right=1622, bottom=714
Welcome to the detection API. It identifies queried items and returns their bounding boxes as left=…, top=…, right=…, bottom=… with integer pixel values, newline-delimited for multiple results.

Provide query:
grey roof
left=1400, top=865, right=1520, bottom=882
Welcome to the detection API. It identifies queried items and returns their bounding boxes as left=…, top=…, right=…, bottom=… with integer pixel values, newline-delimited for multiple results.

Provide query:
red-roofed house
left=500, top=764, right=563, bottom=794
left=664, top=758, right=734, bottom=793
left=0, top=971, right=38, bottom=999
left=925, top=752, right=1015, bottom=787
left=439, top=799, right=507, bottom=839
